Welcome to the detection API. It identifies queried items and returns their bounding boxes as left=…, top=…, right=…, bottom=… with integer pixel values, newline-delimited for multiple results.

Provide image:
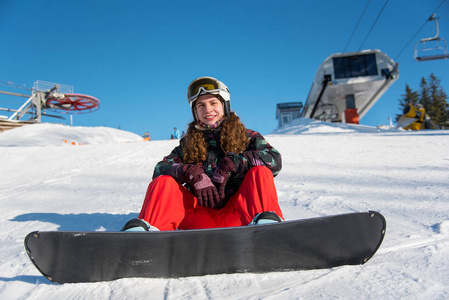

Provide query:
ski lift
left=414, top=14, right=449, bottom=62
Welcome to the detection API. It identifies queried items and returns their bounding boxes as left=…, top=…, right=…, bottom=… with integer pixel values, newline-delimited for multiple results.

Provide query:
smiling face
left=194, top=94, right=225, bottom=126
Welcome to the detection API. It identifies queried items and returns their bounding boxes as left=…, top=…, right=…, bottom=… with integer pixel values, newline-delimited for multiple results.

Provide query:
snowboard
left=24, top=211, right=386, bottom=284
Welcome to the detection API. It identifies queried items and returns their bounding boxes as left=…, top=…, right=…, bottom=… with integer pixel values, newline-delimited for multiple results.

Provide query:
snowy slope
left=0, top=123, right=143, bottom=147
left=0, top=121, right=448, bottom=299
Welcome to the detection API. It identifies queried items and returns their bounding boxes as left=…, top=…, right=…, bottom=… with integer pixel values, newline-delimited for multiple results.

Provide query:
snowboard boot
left=248, top=211, right=283, bottom=226
left=121, top=219, right=159, bottom=232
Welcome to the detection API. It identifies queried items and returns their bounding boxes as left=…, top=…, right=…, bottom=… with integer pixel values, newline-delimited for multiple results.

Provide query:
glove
left=185, top=165, right=220, bottom=208
left=211, top=157, right=236, bottom=200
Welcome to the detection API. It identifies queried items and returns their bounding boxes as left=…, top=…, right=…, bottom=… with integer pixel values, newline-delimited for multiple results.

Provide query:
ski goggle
left=187, top=77, right=230, bottom=106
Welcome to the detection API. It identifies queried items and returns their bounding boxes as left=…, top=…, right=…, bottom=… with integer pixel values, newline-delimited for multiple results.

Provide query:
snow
left=1, top=120, right=449, bottom=299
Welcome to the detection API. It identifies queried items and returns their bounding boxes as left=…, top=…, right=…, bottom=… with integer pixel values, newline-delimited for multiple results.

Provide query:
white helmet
left=187, top=76, right=231, bottom=117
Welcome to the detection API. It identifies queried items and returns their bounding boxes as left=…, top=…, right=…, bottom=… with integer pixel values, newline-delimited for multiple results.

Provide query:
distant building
left=276, top=102, right=303, bottom=128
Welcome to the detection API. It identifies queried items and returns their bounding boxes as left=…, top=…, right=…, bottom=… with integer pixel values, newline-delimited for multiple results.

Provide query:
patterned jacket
left=153, top=128, right=282, bottom=205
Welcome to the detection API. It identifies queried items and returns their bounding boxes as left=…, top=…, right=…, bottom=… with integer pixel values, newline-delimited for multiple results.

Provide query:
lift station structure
left=0, top=80, right=100, bottom=131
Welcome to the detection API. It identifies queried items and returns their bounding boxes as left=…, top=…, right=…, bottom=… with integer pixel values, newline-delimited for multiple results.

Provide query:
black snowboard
left=24, top=211, right=386, bottom=284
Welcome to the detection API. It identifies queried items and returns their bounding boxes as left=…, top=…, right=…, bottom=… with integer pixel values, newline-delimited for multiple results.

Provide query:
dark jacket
left=153, top=128, right=282, bottom=205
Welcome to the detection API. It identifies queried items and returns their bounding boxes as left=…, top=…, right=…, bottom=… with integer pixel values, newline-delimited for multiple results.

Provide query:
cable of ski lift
left=357, top=0, right=390, bottom=52
left=334, top=0, right=389, bottom=76
left=342, top=0, right=371, bottom=53
left=334, top=0, right=372, bottom=76
left=0, top=79, right=33, bottom=91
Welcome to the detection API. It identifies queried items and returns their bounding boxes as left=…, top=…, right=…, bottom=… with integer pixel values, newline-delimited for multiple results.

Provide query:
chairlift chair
left=414, top=14, right=449, bottom=62
left=315, top=103, right=339, bottom=121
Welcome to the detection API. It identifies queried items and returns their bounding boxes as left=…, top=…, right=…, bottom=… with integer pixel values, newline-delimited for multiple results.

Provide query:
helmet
left=187, top=76, right=231, bottom=118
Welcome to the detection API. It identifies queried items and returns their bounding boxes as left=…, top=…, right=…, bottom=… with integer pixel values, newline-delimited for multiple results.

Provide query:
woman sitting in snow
left=122, top=76, right=284, bottom=231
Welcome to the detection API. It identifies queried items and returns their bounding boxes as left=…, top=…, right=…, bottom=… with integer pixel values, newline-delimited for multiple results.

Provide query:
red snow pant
left=138, top=166, right=283, bottom=231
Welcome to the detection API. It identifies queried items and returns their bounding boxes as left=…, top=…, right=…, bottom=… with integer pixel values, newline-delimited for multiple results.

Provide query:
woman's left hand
left=211, top=157, right=236, bottom=200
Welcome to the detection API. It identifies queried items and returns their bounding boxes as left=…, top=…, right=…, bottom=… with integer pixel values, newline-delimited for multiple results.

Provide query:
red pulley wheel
left=45, top=93, right=100, bottom=113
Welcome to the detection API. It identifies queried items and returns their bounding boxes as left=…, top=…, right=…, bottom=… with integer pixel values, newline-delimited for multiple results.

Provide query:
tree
left=395, top=83, right=419, bottom=123
left=397, top=73, right=449, bottom=129
left=419, top=77, right=431, bottom=110
left=426, top=74, right=449, bottom=128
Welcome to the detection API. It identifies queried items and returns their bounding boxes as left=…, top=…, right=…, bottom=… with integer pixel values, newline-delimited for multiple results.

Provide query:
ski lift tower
left=5, top=80, right=100, bottom=122
left=414, top=14, right=449, bottom=62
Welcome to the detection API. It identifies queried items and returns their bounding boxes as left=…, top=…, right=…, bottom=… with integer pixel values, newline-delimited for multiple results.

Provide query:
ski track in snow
left=1, top=121, right=449, bottom=299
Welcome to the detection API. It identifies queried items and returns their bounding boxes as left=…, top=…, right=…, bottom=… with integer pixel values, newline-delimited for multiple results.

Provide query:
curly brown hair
left=182, top=112, right=249, bottom=164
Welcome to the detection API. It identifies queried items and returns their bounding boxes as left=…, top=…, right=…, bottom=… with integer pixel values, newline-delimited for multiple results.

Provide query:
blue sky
left=1, top=0, right=448, bottom=140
